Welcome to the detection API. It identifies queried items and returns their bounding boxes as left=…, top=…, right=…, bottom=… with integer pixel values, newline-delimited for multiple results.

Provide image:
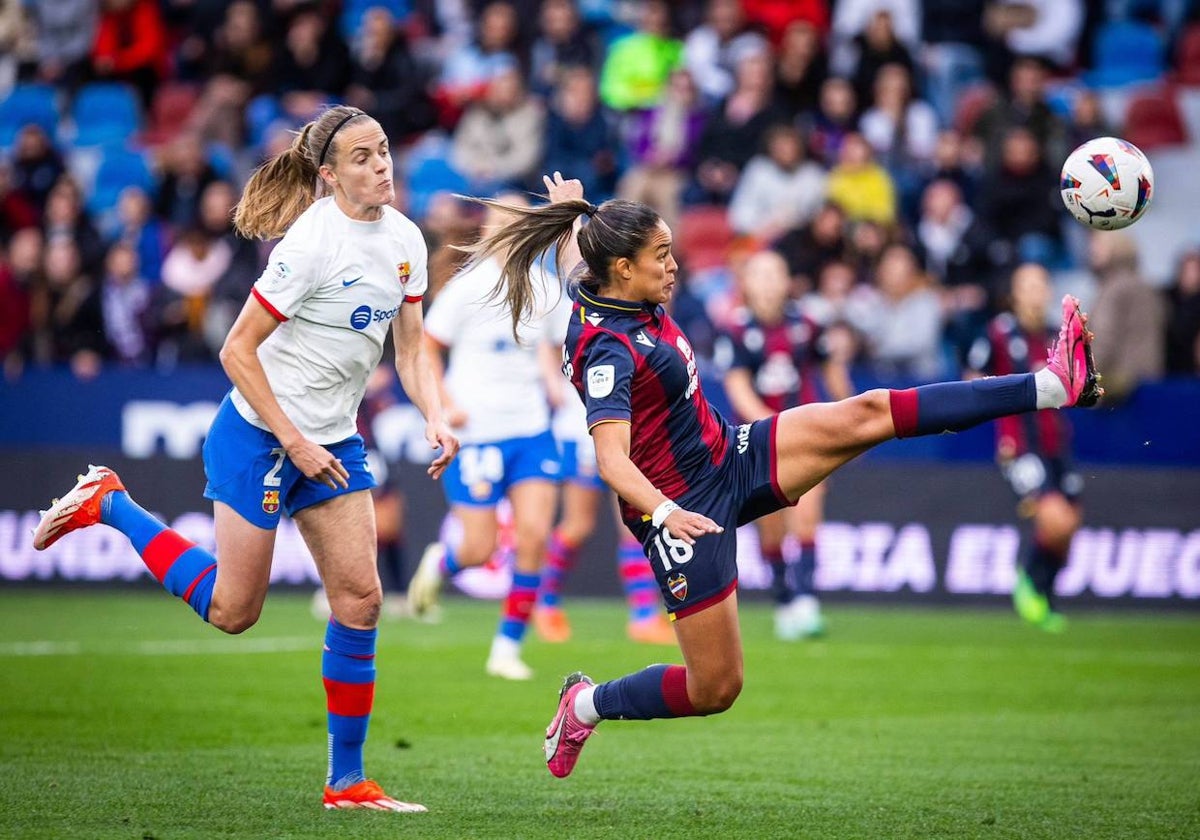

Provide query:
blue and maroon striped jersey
left=564, top=287, right=729, bottom=521
left=718, top=303, right=828, bottom=416
left=968, top=312, right=1069, bottom=458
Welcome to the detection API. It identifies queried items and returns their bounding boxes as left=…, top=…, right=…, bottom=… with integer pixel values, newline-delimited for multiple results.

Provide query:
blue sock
left=795, top=542, right=816, bottom=596
left=322, top=620, right=377, bottom=790
left=890, top=375, right=1037, bottom=438
left=102, top=491, right=216, bottom=621
left=440, top=545, right=462, bottom=577
left=593, top=664, right=700, bottom=720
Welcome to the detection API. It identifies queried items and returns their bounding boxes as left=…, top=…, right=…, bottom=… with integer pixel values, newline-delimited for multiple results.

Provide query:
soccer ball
left=1060, top=136, right=1154, bottom=230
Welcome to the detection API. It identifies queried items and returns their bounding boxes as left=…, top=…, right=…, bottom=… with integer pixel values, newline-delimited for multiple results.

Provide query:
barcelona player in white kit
left=406, top=200, right=563, bottom=680
left=32, top=106, right=458, bottom=812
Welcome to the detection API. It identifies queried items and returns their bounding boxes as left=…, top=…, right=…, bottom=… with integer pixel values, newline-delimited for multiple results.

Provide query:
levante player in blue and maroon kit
left=468, top=172, right=1103, bottom=780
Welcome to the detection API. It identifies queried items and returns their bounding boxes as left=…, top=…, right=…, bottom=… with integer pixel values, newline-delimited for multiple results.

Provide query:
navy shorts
left=202, top=394, right=376, bottom=529
left=442, top=430, right=561, bottom=507
left=1002, top=453, right=1084, bottom=505
left=627, top=416, right=795, bottom=618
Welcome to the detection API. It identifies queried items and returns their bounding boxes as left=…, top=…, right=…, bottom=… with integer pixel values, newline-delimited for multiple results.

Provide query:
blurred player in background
left=469, top=172, right=1100, bottom=779
left=969, top=263, right=1084, bottom=632
left=717, top=250, right=853, bottom=640
left=406, top=198, right=562, bottom=681
left=32, top=106, right=456, bottom=812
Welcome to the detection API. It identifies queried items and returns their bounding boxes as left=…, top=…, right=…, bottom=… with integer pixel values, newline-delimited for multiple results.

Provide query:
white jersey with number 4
left=424, top=257, right=556, bottom=444
left=232, top=196, right=428, bottom=444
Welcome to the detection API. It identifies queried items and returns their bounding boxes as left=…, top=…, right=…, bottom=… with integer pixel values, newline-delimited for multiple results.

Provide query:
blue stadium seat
left=340, top=0, right=410, bottom=41
left=71, top=83, right=143, bottom=147
left=1086, top=21, right=1165, bottom=88
left=0, top=84, right=59, bottom=149
left=88, top=147, right=156, bottom=218
left=406, top=155, right=468, bottom=220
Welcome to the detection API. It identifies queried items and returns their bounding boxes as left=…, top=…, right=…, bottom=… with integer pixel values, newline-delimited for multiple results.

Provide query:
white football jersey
left=231, top=197, right=428, bottom=444
left=424, top=257, right=557, bottom=444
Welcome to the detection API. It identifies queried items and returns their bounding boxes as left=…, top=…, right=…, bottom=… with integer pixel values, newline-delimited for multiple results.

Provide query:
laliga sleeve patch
left=587, top=365, right=615, bottom=398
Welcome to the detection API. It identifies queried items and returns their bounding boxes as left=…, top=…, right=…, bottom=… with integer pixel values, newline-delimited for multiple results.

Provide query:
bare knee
left=208, top=602, right=262, bottom=635
left=690, top=671, right=744, bottom=715
left=327, top=585, right=383, bottom=629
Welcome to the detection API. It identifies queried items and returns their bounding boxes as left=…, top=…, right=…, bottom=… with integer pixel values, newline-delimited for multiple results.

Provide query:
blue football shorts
left=557, top=437, right=606, bottom=491
left=202, top=393, right=376, bottom=529
left=442, top=430, right=561, bottom=507
left=627, top=416, right=796, bottom=619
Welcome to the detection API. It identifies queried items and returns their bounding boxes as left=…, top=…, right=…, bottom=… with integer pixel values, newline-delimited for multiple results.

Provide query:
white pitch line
left=0, top=637, right=317, bottom=657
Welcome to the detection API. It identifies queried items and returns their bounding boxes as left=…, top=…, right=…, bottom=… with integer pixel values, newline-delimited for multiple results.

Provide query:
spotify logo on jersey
left=350, top=305, right=372, bottom=330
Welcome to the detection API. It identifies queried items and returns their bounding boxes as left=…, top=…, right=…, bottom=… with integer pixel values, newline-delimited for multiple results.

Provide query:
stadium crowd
left=1, top=0, right=1199, bottom=390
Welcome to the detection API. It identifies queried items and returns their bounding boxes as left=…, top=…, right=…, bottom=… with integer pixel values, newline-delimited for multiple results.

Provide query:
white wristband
left=651, top=500, right=680, bottom=529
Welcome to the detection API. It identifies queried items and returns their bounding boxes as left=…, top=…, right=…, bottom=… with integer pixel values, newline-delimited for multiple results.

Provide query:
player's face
left=325, top=120, right=394, bottom=213
left=624, top=221, right=678, bottom=305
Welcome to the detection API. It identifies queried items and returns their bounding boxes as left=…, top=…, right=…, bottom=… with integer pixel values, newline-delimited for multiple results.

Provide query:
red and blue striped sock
left=101, top=491, right=216, bottom=621
left=593, top=664, right=699, bottom=719
left=618, top=536, right=659, bottom=622
left=795, top=540, right=817, bottom=596
left=536, top=531, right=578, bottom=610
left=499, top=570, right=540, bottom=642
left=322, top=619, right=376, bottom=790
left=889, top=375, right=1037, bottom=438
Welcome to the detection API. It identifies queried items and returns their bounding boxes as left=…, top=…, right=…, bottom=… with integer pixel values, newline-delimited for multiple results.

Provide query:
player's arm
left=392, top=303, right=459, bottom=478
left=220, top=296, right=349, bottom=489
left=723, top=367, right=773, bottom=421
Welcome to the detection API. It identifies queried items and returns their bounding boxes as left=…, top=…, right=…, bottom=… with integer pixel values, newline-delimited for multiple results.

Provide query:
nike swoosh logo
left=342, top=276, right=363, bottom=287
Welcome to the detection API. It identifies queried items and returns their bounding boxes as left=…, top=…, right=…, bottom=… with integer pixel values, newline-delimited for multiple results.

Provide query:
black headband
left=318, top=112, right=359, bottom=167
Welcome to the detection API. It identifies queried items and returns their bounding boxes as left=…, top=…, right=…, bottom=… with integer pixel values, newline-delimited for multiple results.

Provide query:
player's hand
left=426, top=420, right=460, bottom=480
left=543, top=171, right=584, bottom=205
left=286, top=438, right=350, bottom=490
left=663, top=509, right=724, bottom=545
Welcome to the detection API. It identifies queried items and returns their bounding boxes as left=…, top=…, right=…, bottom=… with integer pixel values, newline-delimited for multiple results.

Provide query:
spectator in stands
left=728, top=123, right=827, bottom=241
left=1065, top=88, right=1114, bottom=151
left=452, top=66, right=545, bottom=194
left=109, top=186, right=166, bottom=284
left=920, top=129, right=979, bottom=210
left=10, top=125, right=65, bottom=215
left=1166, top=250, right=1200, bottom=376
left=774, top=201, right=846, bottom=282
left=1087, top=231, right=1165, bottom=401
left=825, top=132, right=896, bottom=226
left=188, top=0, right=277, bottom=148
left=974, top=56, right=1068, bottom=174
left=275, top=8, right=351, bottom=120
left=801, top=257, right=877, bottom=345
left=683, top=0, right=768, bottom=106
left=154, top=133, right=220, bottom=231
left=846, top=215, right=892, bottom=284
left=0, top=0, right=25, bottom=91
left=199, top=180, right=259, bottom=316
left=830, top=0, right=919, bottom=75
left=530, top=0, right=599, bottom=96
left=772, top=19, right=828, bottom=119
left=617, top=68, right=707, bottom=232
left=598, top=0, right=682, bottom=112
left=848, top=9, right=915, bottom=108
left=30, top=238, right=107, bottom=371
left=0, top=240, right=30, bottom=371
left=438, top=0, right=522, bottom=114
left=99, top=240, right=151, bottom=365
left=0, top=160, right=38, bottom=240
left=543, top=66, right=619, bottom=201
left=689, top=50, right=783, bottom=205
left=43, top=178, right=105, bottom=276
left=154, top=224, right=233, bottom=364
left=916, top=178, right=998, bottom=362
left=33, top=0, right=96, bottom=93
left=977, top=127, right=1061, bottom=268
left=744, top=0, right=830, bottom=46
left=983, top=0, right=1084, bottom=72
left=346, top=7, right=437, bottom=144
left=2, top=226, right=42, bottom=374
left=860, top=242, right=944, bottom=379
left=91, top=0, right=170, bottom=109
left=860, top=62, right=938, bottom=172
left=919, top=0, right=988, bottom=126
left=803, top=75, right=858, bottom=166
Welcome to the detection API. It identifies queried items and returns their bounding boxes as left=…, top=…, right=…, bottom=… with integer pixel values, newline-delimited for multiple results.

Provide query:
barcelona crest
left=262, top=490, right=280, bottom=515
left=397, top=261, right=411, bottom=286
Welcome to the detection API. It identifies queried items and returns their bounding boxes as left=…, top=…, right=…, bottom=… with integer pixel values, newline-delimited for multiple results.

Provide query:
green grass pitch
left=0, top=591, right=1197, bottom=839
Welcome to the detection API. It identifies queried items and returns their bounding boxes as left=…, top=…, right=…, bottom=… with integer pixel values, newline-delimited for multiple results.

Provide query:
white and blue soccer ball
left=1060, top=136, right=1154, bottom=230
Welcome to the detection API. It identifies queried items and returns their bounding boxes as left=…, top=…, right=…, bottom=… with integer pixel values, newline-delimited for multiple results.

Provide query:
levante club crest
left=262, top=490, right=280, bottom=515
left=667, top=573, right=688, bottom=601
